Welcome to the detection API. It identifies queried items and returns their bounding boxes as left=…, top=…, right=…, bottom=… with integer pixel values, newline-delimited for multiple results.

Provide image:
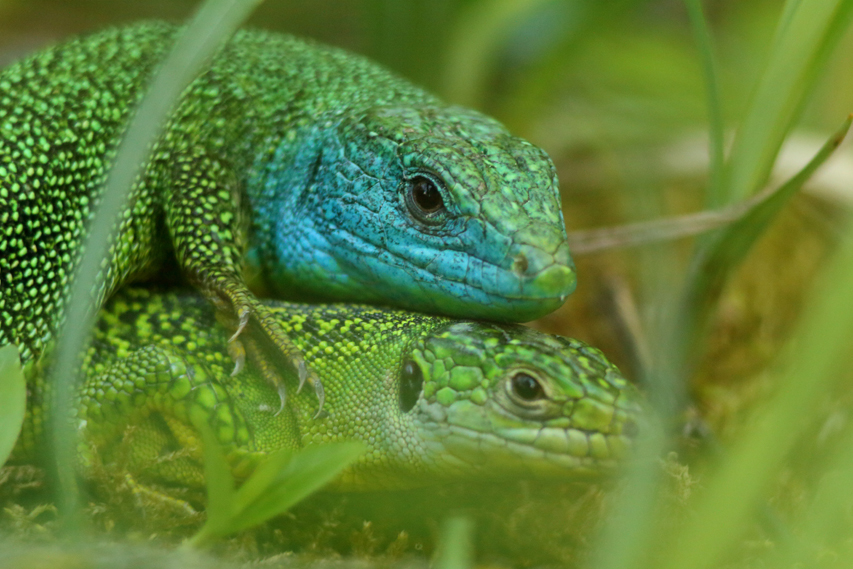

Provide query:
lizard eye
left=405, top=175, right=446, bottom=224
left=399, top=360, right=424, bottom=412
left=508, top=372, right=545, bottom=403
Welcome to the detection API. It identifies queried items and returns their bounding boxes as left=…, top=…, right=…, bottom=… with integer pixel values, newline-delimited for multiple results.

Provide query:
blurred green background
left=3, top=0, right=849, bottom=389
left=2, top=1, right=853, bottom=567
left=1, top=0, right=849, bottom=354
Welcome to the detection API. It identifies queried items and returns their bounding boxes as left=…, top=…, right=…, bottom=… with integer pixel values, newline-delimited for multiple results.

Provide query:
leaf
left=228, top=443, right=363, bottom=534
left=0, top=344, right=26, bottom=466
left=195, top=421, right=237, bottom=539
left=188, top=442, right=363, bottom=547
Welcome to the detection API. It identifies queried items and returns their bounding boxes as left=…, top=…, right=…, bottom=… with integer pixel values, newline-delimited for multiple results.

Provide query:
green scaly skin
left=17, top=288, right=640, bottom=493
left=0, top=22, right=575, bottom=409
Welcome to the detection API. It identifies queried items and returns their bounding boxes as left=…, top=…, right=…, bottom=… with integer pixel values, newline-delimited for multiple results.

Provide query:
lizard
left=0, top=22, right=576, bottom=410
left=14, top=287, right=640, bottom=496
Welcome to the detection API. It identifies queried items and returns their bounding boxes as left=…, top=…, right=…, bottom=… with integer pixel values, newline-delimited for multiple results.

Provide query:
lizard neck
left=245, top=122, right=356, bottom=301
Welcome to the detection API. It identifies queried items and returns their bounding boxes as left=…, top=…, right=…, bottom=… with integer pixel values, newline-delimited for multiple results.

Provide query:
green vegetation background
left=1, top=1, right=853, bottom=568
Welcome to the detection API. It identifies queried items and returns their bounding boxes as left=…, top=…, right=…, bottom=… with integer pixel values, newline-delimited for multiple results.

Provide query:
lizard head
left=332, top=319, right=642, bottom=489
left=256, top=105, right=576, bottom=322
left=403, top=321, right=641, bottom=480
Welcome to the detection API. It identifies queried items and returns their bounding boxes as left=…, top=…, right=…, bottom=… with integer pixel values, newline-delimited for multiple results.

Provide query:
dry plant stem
left=568, top=185, right=781, bottom=255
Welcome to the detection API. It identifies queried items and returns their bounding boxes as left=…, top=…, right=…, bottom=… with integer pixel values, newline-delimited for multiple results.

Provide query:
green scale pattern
left=17, top=288, right=641, bottom=492
left=0, top=22, right=575, bottom=393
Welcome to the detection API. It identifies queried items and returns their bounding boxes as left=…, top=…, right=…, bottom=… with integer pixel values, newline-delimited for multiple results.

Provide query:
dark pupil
left=399, top=360, right=424, bottom=413
left=512, top=373, right=544, bottom=401
left=411, top=176, right=443, bottom=213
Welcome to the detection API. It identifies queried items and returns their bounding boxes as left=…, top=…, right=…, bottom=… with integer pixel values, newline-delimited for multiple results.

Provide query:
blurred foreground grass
left=2, top=0, right=853, bottom=567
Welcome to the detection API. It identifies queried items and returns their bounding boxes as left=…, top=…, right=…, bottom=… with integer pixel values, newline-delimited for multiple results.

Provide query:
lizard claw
left=295, top=360, right=324, bottom=417
left=227, top=306, right=251, bottom=344
left=231, top=357, right=244, bottom=377
left=296, top=360, right=308, bottom=394
left=212, top=287, right=325, bottom=419
left=294, top=360, right=325, bottom=418
left=312, top=379, right=325, bottom=419
left=275, top=383, right=287, bottom=416
left=227, top=337, right=247, bottom=376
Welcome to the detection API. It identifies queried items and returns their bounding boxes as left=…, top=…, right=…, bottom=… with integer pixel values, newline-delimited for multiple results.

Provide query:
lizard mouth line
left=334, top=232, right=574, bottom=295
left=421, top=421, right=633, bottom=464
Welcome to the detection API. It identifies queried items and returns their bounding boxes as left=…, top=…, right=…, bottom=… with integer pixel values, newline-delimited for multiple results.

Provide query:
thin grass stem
left=48, top=0, right=264, bottom=532
left=684, top=0, right=726, bottom=207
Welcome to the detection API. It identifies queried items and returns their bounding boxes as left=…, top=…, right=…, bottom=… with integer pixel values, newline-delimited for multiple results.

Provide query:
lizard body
left=0, top=23, right=575, bottom=399
left=17, top=288, right=639, bottom=492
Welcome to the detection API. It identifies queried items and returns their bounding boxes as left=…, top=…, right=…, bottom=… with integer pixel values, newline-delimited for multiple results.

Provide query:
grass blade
left=591, top=5, right=853, bottom=566
left=654, top=224, right=853, bottom=569
left=722, top=0, right=853, bottom=204
left=47, top=0, right=264, bottom=528
left=188, top=442, right=362, bottom=547
left=566, top=175, right=812, bottom=254
left=684, top=0, right=726, bottom=207
left=194, top=423, right=237, bottom=540
left=0, top=344, right=26, bottom=466
left=228, top=443, right=363, bottom=534
left=679, top=115, right=851, bottom=365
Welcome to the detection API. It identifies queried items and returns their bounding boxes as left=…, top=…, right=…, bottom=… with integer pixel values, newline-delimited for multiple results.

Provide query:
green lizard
left=0, top=22, right=575, bottom=408
left=16, top=288, right=640, bottom=494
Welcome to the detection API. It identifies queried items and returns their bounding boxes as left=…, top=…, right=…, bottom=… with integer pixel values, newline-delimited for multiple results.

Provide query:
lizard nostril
left=512, top=254, right=529, bottom=276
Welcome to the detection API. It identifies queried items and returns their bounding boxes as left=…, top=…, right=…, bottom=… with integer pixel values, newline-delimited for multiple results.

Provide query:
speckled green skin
left=0, top=22, right=575, bottom=386
left=18, top=288, right=640, bottom=491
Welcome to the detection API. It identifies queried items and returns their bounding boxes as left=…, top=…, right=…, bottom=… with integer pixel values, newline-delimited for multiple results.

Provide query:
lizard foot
left=212, top=287, right=324, bottom=416
left=238, top=327, right=325, bottom=417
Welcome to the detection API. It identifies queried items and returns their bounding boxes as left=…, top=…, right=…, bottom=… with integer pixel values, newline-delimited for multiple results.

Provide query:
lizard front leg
left=77, top=342, right=298, bottom=503
left=78, top=344, right=250, bottom=490
left=161, top=150, right=324, bottom=413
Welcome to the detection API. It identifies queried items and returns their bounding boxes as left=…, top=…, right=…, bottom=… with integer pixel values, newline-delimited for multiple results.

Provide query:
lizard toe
left=227, top=337, right=247, bottom=376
